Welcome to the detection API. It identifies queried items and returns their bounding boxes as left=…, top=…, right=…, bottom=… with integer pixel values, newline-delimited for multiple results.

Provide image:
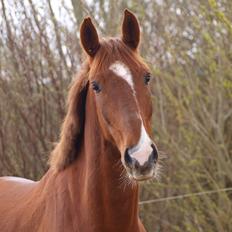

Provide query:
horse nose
left=124, top=144, right=158, bottom=175
left=124, top=148, right=134, bottom=167
left=149, top=144, right=158, bottom=164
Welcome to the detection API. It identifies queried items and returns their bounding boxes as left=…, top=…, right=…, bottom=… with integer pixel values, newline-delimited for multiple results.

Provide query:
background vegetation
left=0, top=0, right=231, bottom=231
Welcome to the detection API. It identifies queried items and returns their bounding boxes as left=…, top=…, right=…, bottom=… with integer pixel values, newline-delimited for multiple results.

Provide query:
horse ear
left=80, top=17, right=100, bottom=57
left=122, top=9, right=140, bottom=50
left=50, top=69, right=89, bottom=171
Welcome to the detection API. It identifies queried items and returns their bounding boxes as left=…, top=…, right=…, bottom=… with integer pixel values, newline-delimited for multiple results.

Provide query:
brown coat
left=0, top=10, right=156, bottom=232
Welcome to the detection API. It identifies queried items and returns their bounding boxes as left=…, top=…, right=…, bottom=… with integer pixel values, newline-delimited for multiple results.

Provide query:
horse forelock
left=89, top=38, right=148, bottom=78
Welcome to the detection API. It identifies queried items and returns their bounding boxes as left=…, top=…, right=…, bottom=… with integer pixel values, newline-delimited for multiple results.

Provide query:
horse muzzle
left=124, top=144, right=158, bottom=181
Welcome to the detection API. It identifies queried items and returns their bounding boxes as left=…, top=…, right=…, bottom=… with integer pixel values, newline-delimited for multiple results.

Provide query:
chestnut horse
left=0, top=10, right=159, bottom=232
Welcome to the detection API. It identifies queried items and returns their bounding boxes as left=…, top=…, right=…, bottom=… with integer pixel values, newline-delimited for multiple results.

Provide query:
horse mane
left=49, top=61, right=90, bottom=171
left=49, top=39, right=148, bottom=171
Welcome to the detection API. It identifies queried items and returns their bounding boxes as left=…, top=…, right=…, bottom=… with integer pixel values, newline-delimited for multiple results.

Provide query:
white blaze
left=129, top=123, right=153, bottom=165
left=109, top=61, right=153, bottom=165
left=109, top=61, right=134, bottom=91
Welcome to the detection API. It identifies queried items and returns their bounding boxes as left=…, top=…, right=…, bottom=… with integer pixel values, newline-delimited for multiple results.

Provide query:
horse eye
left=144, top=73, right=151, bottom=85
left=91, top=81, right=101, bottom=93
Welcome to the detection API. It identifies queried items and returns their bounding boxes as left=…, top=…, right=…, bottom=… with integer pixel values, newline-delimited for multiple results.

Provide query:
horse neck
left=68, top=92, right=141, bottom=230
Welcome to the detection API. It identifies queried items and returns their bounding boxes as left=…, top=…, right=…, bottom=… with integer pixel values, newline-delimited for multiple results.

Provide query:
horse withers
left=0, top=10, right=159, bottom=232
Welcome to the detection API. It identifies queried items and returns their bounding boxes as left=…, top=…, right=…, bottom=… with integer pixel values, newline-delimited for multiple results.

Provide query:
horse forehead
left=109, top=61, right=134, bottom=89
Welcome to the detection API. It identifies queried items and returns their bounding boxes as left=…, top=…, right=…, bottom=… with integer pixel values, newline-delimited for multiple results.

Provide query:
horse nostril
left=124, top=148, right=133, bottom=167
left=149, top=144, right=158, bottom=163
left=134, top=160, right=140, bottom=169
